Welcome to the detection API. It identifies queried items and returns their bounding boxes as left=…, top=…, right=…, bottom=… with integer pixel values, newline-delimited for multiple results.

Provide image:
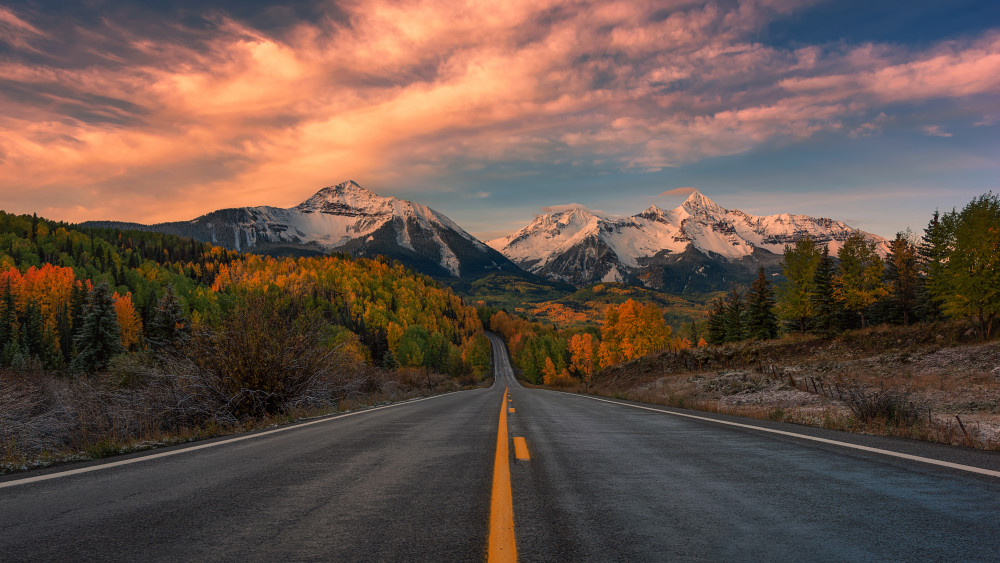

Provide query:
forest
left=0, top=211, right=491, bottom=470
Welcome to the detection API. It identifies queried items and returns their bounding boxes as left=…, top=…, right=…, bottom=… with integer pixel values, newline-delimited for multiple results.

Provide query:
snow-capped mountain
left=487, top=191, right=890, bottom=292
left=85, top=181, right=519, bottom=279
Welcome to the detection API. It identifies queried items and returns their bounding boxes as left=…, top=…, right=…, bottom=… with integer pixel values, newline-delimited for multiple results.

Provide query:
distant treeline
left=707, top=192, right=1000, bottom=343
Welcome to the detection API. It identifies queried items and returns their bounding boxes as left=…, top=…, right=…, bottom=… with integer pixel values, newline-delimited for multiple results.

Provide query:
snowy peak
left=296, top=180, right=391, bottom=215
left=636, top=204, right=672, bottom=223
left=99, top=180, right=518, bottom=280
left=680, top=190, right=725, bottom=217
left=490, top=190, right=891, bottom=291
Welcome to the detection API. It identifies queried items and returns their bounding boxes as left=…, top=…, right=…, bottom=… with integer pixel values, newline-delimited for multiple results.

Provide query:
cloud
left=0, top=2, right=998, bottom=222
left=0, top=7, right=46, bottom=50
left=922, top=125, right=953, bottom=138
left=849, top=112, right=890, bottom=138
left=660, top=187, right=698, bottom=196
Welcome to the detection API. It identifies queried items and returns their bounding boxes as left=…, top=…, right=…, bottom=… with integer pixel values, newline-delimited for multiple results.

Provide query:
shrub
left=836, top=385, right=920, bottom=426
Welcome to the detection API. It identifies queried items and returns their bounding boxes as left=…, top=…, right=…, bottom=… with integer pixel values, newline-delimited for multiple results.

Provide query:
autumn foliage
left=490, top=299, right=682, bottom=385
left=0, top=210, right=491, bottom=380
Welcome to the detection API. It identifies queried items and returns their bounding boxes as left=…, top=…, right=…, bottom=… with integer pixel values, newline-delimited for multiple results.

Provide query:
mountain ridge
left=487, top=190, right=890, bottom=291
left=82, top=180, right=520, bottom=280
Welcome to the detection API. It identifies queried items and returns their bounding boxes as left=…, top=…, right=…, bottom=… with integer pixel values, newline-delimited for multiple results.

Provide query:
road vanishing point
left=2, top=332, right=999, bottom=561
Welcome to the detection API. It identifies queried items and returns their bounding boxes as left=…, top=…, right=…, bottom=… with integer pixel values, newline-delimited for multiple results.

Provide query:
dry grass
left=0, top=355, right=473, bottom=474
left=575, top=321, right=1000, bottom=450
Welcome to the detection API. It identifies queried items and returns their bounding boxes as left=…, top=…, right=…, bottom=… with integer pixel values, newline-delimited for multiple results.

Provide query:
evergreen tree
left=723, top=286, right=746, bottom=343
left=777, top=236, right=821, bottom=333
left=72, top=282, right=124, bottom=373
left=147, top=285, right=189, bottom=350
left=381, top=349, right=399, bottom=370
left=57, top=302, right=73, bottom=364
left=707, top=299, right=727, bottom=345
left=0, top=278, right=14, bottom=352
left=885, top=231, right=920, bottom=325
left=809, top=246, right=840, bottom=337
left=746, top=268, right=779, bottom=341
left=69, top=282, right=87, bottom=339
left=19, top=300, right=46, bottom=363
left=916, top=210, right=951, bottom=321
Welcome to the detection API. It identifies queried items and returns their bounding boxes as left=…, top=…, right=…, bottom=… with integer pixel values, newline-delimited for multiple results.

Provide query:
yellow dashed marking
left=513, top=437, right=530, bottom=461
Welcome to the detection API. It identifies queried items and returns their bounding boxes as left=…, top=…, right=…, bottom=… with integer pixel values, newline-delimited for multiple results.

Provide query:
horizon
left=1, top=0, right=997, bottom=240
left=32, top=179, right=977, bottom=242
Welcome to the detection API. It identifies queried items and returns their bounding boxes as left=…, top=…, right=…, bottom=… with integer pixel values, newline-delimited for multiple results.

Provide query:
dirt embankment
left=588, top=322, right=1000, bottom=449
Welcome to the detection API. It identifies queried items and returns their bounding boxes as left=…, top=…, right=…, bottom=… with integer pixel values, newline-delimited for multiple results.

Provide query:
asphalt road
left=2, top=333, right=999, bottom=561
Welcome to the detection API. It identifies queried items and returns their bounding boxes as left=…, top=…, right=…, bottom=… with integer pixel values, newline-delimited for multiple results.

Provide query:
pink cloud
left=661, top=187, right=697, bottom=196
left=922, top=125, right=953, bottom=138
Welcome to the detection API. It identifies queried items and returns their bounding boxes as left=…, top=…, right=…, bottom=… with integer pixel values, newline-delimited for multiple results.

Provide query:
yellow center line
left=508, top=408, right=515, bottom=413
left=488, top=388, right=517, bottom=562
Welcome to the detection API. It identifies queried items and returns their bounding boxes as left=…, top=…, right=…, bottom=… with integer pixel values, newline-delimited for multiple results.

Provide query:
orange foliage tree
left=568, top=332, right=597, bottom=383
left=114, top=292, right=144, bottom=351
left=598, top=299, right=672, bottom=368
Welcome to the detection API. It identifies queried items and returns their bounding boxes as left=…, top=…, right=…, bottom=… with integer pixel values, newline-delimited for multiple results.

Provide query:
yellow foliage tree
left=114, top=292, right=143, bottom=351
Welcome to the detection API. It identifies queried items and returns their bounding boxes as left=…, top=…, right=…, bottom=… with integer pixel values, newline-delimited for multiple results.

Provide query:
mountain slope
left=488, top=191, right=890, bottom=291
left=84, top=181, right=521, bottom=280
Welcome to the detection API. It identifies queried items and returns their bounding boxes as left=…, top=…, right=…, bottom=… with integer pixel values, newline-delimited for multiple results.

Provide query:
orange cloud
left=661, top=187, right=697, bottom=196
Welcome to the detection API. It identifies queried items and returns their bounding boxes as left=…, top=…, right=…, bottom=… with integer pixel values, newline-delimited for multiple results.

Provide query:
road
left=2, top=332, right=999, bottom=561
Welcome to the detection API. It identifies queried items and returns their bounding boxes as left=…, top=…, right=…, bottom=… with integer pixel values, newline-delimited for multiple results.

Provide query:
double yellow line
left=488, top=388, right=517, bottom=562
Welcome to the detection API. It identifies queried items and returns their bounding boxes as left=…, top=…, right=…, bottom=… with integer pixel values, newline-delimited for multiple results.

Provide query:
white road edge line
left=0, top=392, right=460, bottom=489
left=572, top=394, right=1000, bottom=480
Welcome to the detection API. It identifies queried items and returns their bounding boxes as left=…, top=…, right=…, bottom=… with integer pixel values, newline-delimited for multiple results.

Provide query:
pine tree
left=19, top=300, right=46, bottom=363
left=0, top=278, right=14, bottom=352
left=723, top=287, right=746, bottom=343
left=809, top=246, right=840, bottom=337
left=885, top=231, right=920, bottom=325
left=146, top=285, right=189, bottom=350
left=916, top=210, right=951, bottom=321
left=707, top=299, right=727, bottom=344
left=71, top=282, right=124, bottom=373
left=57, top=302, right=73, bottom=364
left=746, top=268, right=779, bottom=341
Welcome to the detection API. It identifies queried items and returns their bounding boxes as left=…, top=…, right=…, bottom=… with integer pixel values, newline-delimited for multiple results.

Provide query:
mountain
left=487, top=191, right=890, bottom=292
left=84, top=181, right=521, bottom=280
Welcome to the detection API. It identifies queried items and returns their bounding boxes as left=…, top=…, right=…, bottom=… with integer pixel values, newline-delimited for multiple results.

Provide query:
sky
left=1, top=0, right=997, bottom=241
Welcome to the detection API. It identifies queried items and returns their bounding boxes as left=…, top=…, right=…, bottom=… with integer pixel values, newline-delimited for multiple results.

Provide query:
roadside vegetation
left=0, top=212, right=491, bottom=473
left=491, top=192, right=1000, bottom=449
left=581, top=321, right=1000, bottom=449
